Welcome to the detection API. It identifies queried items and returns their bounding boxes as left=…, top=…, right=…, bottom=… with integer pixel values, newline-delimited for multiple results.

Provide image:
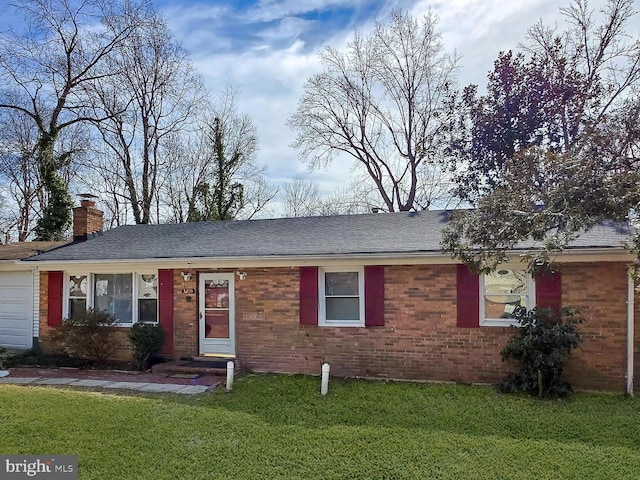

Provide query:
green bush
left=49, top=309, right=119, bottom=363
left=128, top=323, right=165, bottom=370
left=498, top=307, right=584, bottom=399
left=2, top=348, right=89, bottom=368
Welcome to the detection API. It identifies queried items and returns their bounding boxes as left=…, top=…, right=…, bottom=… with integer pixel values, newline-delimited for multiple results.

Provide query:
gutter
left=628, top=267, right=636, bottom=396
left=20, top=246, right=634, bottom=267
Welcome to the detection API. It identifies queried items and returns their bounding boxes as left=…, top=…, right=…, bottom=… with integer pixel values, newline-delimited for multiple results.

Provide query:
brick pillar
left=73, top=199, right=103, bottom=241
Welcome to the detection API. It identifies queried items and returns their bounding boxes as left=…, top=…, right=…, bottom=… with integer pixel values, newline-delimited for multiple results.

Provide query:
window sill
left=319, top=321, right=365, bottom=328
left=481, top=318, right=521, bottom=327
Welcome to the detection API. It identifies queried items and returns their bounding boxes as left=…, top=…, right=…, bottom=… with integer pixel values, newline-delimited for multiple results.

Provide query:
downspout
left=627, top=267, right=635, bottom=396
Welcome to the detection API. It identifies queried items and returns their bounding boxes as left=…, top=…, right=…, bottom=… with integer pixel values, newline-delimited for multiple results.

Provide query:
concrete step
left=152, top=358, right=243, bottom=376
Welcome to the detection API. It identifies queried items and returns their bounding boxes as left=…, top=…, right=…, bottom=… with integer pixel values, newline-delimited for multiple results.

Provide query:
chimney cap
left=77, top=193, right=99, bottom=199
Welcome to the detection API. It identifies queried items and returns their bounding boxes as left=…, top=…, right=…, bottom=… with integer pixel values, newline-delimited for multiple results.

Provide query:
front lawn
left=1, top=375, right=639, bottom=479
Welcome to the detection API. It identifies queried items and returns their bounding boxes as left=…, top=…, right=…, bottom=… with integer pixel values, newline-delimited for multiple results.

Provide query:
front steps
left=152, top=357, right=243, bottom=377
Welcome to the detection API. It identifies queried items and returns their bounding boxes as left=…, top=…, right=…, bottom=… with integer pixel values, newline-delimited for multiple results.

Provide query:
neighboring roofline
left=0, top=240, right=69, bottom=261
left=24, top=246, right=633, bottom=269
left=0, top=260, right=39, bottom=272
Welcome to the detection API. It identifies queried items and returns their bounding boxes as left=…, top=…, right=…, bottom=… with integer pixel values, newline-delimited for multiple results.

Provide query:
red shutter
left=299, top=267, right=318, bottom=325
left=457, top=264, right=480, bottom=328
left=536, top=271, right=562, bottom=312
left=364, top=265, right=385, bottom=327
left=158, top=269, right=174, bottom=355
left=47, top=271, right=63, bottom=327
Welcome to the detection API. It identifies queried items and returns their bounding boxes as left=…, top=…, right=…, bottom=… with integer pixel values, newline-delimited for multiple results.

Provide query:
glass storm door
left=199, top=273, right=235, bottom=356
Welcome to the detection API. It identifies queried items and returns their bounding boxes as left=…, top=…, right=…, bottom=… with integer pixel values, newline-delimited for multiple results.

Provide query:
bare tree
left=413, top=164, right=463, bottom=210
left=75, top=153, right=131, bottom=228
left=316, top=185, right=375, bottom=216
left=0, top=110, right=40, bottom=241
left=280, top=178, right=323, bottom=217
left=89, top=10, right=204, bottom=224
left=279, top=177, right=380, bottom=217
left=0, top=107, right=87, bottom=241
left=164, top=87, right=277, bottom=222
left=289, top=9, right=459, bottom=212
left=0, top=0, right=150, bottom=239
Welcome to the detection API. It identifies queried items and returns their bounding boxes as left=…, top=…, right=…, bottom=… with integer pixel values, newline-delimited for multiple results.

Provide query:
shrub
left=49, top=309, right=119, bottom=364
left=498, top=307, right=584, bottom=399
left=2, top=348, right=90, bottom=368
left=128, top=323, right=165, bottom=370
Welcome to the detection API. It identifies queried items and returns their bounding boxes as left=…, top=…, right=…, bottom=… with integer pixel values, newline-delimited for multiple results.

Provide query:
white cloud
left=162, top=0, right=640, bottom=211
left=411, top=0, right=559, bottom=86
left=255, top=16, right=313, bottom=41
left=190, top=38, right=322, bottom=181
left=247, top=0, right=370, bottom=23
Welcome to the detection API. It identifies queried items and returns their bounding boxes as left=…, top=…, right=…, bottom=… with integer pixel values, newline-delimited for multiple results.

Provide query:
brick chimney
left=73, top=196, right=103, bottom=241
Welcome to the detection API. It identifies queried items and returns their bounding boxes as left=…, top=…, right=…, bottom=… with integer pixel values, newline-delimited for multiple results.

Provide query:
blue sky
left=3, top=0, right=635, bottom=210
left=153, top=0, right=570, bottom=198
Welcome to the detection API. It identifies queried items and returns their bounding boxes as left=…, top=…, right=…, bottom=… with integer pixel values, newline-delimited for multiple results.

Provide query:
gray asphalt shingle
left=25, top=210, right=630, bottom=262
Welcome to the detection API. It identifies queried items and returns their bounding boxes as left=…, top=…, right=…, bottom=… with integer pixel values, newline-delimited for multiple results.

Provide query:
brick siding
left=38, top=261, right=640, bottom=391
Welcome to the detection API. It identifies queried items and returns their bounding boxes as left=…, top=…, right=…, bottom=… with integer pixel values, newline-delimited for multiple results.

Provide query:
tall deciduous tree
left=443, top=0, right=640, bottom=273
left=89, top=10, right=203, bottom=225
left=164, top=88, right=276, bottom=223
left=0, top=108, right=87, bottom=241
left=289, top=9, right=459, bottom=212
left=0, top=0, right=150, bottom=239
left=0, top=110, right=40, bottom=242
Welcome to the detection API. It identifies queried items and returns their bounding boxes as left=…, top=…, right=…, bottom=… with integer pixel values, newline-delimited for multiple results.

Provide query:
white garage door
left=0, top=271, right=33, bottom=349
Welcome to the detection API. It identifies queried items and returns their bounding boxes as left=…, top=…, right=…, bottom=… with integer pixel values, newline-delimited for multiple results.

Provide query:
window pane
left=484, top=268, right=529, bottom=320
left=325, top=272, right=359, bottom=296
left=138, top=274, right=158, bottom=299
left=68, top=298, right=86, bottom=320
left=205, top=280, right=229, bottom=309
left=205, top=311, right=229, bottom=338
left=94, top=274, right=133, bottom=323
left=484, top=294, right=526, bottom=319
left=326, top=297, right=360, bottom=321
left=138, top=299, right=157, bottom=323
left=69, top=275, right=87, bottom=298
left=484, top=269, right=527, bottom=294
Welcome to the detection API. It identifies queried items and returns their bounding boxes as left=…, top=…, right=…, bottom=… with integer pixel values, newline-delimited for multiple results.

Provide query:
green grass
left=1, top=375, right=640, bottom=479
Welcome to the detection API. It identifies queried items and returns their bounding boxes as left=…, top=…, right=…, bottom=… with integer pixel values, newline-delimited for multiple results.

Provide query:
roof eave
left=24, top=246, right=633, bottom=270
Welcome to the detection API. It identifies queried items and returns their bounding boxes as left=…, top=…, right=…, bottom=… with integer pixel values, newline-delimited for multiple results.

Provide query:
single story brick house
left=24, top=200, right=639, bottom=392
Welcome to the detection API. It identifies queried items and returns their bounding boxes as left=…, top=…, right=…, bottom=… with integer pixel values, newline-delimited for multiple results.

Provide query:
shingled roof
left=25, top=210, right=631, bottom=263
left=0, top=241, right=67, bottom=261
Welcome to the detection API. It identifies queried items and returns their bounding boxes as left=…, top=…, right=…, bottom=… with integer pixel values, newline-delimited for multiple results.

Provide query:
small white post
left=226, top=361, right=234, bottom=391
left=321, top=363, right=330, bottom=396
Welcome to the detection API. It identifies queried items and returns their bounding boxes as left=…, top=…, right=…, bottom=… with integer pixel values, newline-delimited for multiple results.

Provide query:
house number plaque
left=182, top=288, right=195, bottom=294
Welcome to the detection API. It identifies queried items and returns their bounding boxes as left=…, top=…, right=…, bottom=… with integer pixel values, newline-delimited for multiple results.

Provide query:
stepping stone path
left=0, top=376, right=210, bottom=394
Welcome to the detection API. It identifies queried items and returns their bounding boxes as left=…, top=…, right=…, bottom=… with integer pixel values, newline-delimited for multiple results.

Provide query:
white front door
left=199, top=273, right=235, bottom=356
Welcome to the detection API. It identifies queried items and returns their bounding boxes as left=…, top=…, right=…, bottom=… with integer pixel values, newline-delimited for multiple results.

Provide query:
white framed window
left=67, top=274, right=88, bottom=320
left=318, top=267, right=365, bottom=327
left=137, top=274, right=158, bottom=324
left=63, top=271, right=158, bottom=325
left=480, top=268, right=535, bottom=327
